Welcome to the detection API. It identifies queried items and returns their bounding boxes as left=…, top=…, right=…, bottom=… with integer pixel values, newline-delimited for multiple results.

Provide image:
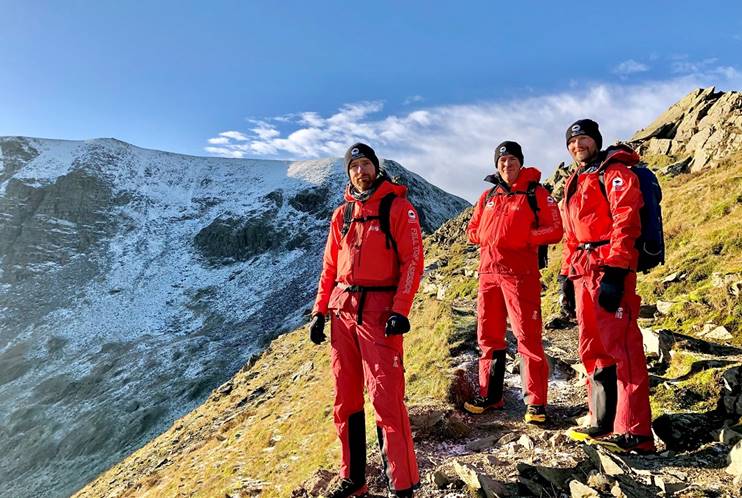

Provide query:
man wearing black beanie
left=310, top=142, right=423, bottom=497
left=560, top=119, right=655, bottom=454
left=465, top=140, right=563, bottom=425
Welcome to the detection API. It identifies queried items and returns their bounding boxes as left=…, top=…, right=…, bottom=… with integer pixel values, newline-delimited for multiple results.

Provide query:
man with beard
left=465, top=141, right=563, bottom=424
left=310, top=143, right=424, bottom=497
left=560, top=119, right=655, bottom=454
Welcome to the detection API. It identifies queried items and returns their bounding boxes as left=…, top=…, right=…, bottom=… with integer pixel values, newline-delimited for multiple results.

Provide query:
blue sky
left=1, top=1, right=741, bottom=200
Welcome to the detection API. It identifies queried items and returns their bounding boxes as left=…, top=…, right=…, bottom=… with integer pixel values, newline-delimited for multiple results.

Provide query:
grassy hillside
left=639, top=151, right=742, bottom=339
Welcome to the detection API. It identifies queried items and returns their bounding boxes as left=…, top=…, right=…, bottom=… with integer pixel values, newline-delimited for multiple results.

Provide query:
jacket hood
left=483, top=166, right=542, bottom=190
left=343, top=176, right=408, bottom=202
left=600, top=144, right=640, bottom=169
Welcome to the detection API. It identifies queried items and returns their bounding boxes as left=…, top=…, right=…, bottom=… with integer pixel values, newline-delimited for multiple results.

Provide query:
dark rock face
left=194, top=210, right=281, bottom=262
left=0, top=170, right=116, bottom=283
left=288, top=186, right=332, bottom=217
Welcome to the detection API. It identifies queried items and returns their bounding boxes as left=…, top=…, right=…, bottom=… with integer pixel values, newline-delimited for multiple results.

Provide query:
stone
left=583, top=445, right=626, bottom=476
left=662, top=157, right=692, bottom=176
left=436, top=285, right=447, bottom=300
left=479, top=475, right=510, bottom=498
left=498, top=433, right=521, bottom=445
left=705, top=325, right=733, bottom=341
left=453, top=461, right=481, bottom=490
left=408, top=407, right=447, bottom=433
left=662, top=272, right=683, bottom=284
left=655, top=300, right=675, bottom=315
left=517, top=434, right=535, bottom=450
left=443, top=414, right=473, bottom=439
left=535, top=465, right=574, bottom=489
left=653, top=412, right=716, bottom=451
left=727, top=439, right=742, bottom=479
left=586, top=471, right=612, bottom=493
left=466, top=435, right=499, bottom=452
left=638, top=304, right=657, bottom=318
left=431, top=469, right=451, bottom=488
left=518, top=476, right=547, bottom=497
left=569, top=480, right=600, bottom=498
left=571, top=363, right=588, bottom=378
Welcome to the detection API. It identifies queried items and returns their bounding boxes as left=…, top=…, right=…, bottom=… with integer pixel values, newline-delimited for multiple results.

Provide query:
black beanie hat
left=565, top=119, right=602, bottom=150
left=344, top=142, right=380, bottom=175
left=494, top=141, right=524, bottom=166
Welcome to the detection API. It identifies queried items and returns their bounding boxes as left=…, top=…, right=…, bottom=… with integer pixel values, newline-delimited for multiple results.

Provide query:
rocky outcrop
left=630, top=87, right=742, bottom=172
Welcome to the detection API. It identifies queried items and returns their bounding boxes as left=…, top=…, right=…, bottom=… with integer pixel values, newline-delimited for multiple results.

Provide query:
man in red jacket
left=560, top=119, right=655, bottom=454
left=465, top=141, right=563, bottom=424
left=309, top=143, right=423, bottom=498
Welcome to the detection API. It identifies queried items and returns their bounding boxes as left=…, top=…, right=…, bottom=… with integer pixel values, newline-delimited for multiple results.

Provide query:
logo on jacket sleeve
left=612, top=177, right=624, bottom=191
left=407, top=209, right=417, bottom=223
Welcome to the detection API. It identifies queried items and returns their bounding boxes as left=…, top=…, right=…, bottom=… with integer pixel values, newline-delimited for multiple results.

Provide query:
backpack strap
left=597, top=170, right=608, bottom=200
left=339, top=194, right=398, bottom=255
left=525, top=181, right=540, bottom=225
left=377, top=193, right=398, bottom=253
left=341, top=201, right=355, bottom=237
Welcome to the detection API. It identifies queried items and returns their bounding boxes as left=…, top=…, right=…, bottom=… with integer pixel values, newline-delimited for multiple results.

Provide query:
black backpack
left=341, top=192, right=398, bottom=253
left=485, top=181, right=549, bottom=269
left=597, top=160, right=665, bottom=273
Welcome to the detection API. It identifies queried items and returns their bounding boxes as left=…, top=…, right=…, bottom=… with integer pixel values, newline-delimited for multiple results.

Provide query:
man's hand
left=557, top=274, right=576, bottom=318
left=309, top=313, right=326, bottom=345
left=598, top=267, right=628, bottom=313
left=385, top=313, right=411, bottom=336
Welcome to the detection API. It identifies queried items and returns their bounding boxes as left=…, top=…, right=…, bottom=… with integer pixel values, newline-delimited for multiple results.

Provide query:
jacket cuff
left=392, top=299, right=412, bottom=317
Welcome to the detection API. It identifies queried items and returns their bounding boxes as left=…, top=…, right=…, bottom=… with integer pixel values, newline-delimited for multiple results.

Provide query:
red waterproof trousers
left=477, top=272, right=549, bottom=405
left=330, top=302, right=419, bottom=493
left=574, top=268, right=652, bottom=436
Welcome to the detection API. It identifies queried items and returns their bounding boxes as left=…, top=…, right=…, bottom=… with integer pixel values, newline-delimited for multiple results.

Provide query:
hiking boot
left=321, top=478, right=368, bottom=498
left=524, top=405, right=547, bottom=425
left=589, top=433, right=656, bottom=454
left=389, top=489, right=414, bottom=498
left=565, top=425, right=611, bottom=443
left=463, top=396, right=505, bottom=414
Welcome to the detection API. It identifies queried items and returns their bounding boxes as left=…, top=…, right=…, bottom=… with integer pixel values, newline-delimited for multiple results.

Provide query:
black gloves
left=557, top=274, right=576, bottom=318
left=309, top=313, right=326, bottom=345
left=385, top=313, right=410, bottom=336
left=598, top=267, right=628, bottom=313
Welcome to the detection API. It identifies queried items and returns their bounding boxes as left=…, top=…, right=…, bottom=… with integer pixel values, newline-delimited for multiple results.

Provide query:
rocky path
left=295, top=303, right=742, bottom=497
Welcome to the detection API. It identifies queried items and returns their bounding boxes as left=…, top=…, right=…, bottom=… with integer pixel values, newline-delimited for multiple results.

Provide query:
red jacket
left=467, top=167, right=563, bottom=275
left=313, top=180, right=424, bottom=317
left=560, top=146, right=643, bottom=276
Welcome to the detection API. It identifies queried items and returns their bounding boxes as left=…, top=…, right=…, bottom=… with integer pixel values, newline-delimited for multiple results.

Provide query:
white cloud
left=671, top=57, right=718, bottom=74
left=204, top=146, right=246, bottom=158
left=612, top=59, right=650, bottom=76
left=403, top=95, right=424, bottom=105
left=204, top=67, right=742, bottom=202
left=219, top=130, right=249, bottom=141
left=207, top=137, right=230, bottom=145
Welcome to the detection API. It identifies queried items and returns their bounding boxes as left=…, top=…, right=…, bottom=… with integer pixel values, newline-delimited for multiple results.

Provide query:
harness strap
left=576, top=240, right=610, bottom=251
left=339, top=284, right=398, bottom=325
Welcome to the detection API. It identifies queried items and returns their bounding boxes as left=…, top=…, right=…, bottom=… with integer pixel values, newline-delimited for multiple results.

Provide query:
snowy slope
left=0, top=136, right=468, bottom=498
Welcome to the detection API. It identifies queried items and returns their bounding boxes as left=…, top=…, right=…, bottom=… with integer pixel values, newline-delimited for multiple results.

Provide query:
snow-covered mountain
left=0, top=136, right=469, bottom=498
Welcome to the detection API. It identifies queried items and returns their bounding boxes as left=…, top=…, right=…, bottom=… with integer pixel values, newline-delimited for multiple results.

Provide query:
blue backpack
left=598, top=159, right=665, bottom=273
